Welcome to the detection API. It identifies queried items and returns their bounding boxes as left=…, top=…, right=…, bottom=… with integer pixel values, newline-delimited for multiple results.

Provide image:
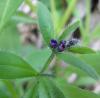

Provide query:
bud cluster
left=50, top=38, right=79, bottom=52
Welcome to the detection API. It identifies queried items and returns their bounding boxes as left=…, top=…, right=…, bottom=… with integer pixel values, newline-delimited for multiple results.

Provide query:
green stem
left=40, top=52, right=55, bottom=73
left=57, top=0, right=77, bottom=34
left=50, top=0, right=57, bottom=38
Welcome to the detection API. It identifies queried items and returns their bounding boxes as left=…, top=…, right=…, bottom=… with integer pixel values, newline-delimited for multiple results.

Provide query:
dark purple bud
left=57, top=40, right=66, bottom=52
left=58, top=44, right=66, bottom=52
left=50, top=39, right=58, bottom=48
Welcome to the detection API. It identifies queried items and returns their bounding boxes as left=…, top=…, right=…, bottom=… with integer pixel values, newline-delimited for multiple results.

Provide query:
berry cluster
left=50, top=39, right=79, bottom=52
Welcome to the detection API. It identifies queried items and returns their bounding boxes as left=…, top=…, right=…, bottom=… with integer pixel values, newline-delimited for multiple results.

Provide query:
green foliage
left=0, top=21, right=21, bottom=52
left=55, top=78, right=100, bottom=98
left=0, top=0, right=24, bottom=31
left=37, top=2, right=55, bottom=44
left=58, top=21, right=80, bottom=40
left=12, top=11, right=37, bottom=24
left=68, top=46, right=95, bottom=54
left=57, top=53, right=99, bottom=80
left=0, top=0, right=100, bottom=98
left=24, top=77, right=65, bottom=98
left=0, top=51, right=37, bottom=79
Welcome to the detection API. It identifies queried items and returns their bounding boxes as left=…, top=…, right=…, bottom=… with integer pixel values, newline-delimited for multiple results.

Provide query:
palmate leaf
left=57, top=53, right=100, bottom=80
left=0, top=51, right=37, bottom=79
left=37, top=2, right=55, bottom=45
left=24, top=77, right=65, bottom=98
left=68, top=46, right=95, bottom=54
left=0, top=0, right=24, bottom=31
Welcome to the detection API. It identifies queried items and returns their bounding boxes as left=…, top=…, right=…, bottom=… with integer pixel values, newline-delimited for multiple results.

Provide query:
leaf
left=24, top=48, right=52, bottom=72
left=79, top=53, right=100, bottom=75
left=3, top=80, right=19, bottom=98
left=57, top=53, right=100, bottom=80
left=12, top=11, right=37, bottom=24
left=0, top=0, right=23, bottom=31
left=37, top=2, right=55, bottom=45
left=24, top=77, right=65, bottom=98
left=24, top=81, right=38, bottom=98
left=0, top=51, right=37, bottom=79
left=58, top=21, right=80, bottom=40
left=0, top=21, right=21, bottom=52
left=68, top=46, right=95, bottom=54
left=54, top=78, right=100, bottom=98
left=41, top=77, right=66, bottom=98
left=0, top=81, right=11, bottom=98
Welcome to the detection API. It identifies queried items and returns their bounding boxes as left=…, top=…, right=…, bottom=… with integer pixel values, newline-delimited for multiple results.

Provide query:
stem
left=85, top=0, right=91, bottom=34
left=57, top=0, right=77, bottom=34
left=50, top=0, right=57, bottom=38
left=40, top=73, right=56, bottom=78
left=40, top=52, right=55, bottom=73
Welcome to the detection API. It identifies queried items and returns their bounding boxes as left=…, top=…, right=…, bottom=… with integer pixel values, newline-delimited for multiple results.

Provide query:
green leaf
left=58, top=21, right=80, bottom=40
left=12, top=11, right=37, bottom=24
left=24, top=81, right=38, bottom=98
left=24, top=77, right=65, bottom=98
left=0, top=21, right=21, bottom=52
left=0, top=81, right=11, bottom=98
left=24, top=48, right=52, bottom=72
left=41, top=77, right=66, bottom=98
left=37, top=2, right=54, bottom=45
left=79, top=53, right=100, bottom=75
left=0, top=0, right=23, bottom=31
left=2, top=80, right=19, bottom=98
left=68, top=46, right=95, bottom=54
left=57, top=53, right=99, bottom=80
left=54, top=78, right=100, bottom=98
left=0, top=51, right=37, bottom=79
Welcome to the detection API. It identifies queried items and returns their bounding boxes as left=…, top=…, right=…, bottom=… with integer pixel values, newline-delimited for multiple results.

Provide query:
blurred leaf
left=57, top=0, right=77, bottom=33
left=0, top=0, right=23, bottom=31
left=59, top=21, right=79, bottom=40
left=0, top=21, right=21, bottom=52
left=68, top=46, right=95, bottom=54
left=24, top=77, right=65, bottom=98
left=0, top=82, right=11, bottom=98
left=37, top=2, right=54, bottom=45
left=24, top=81, right=38, bottom=98
left=0, top=89, right=11, bottom=98
left=79, top=53, right=100, bottom=75
left=12, top=11, right=37, bottom=24
left=54, top=78, right=100, bottom=98
left=57, top=53, right=99, bottom=80
left=75, top=77, right=97, bottom=86
left=42, top=77, right=66, bottom=98
left=24, top=48, right=52, bottom=72
left=0, top=51, right=37, bottom=79
left=3, top=80, right=19, bottom=98
left=92, top=24, right=100, bottom=38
